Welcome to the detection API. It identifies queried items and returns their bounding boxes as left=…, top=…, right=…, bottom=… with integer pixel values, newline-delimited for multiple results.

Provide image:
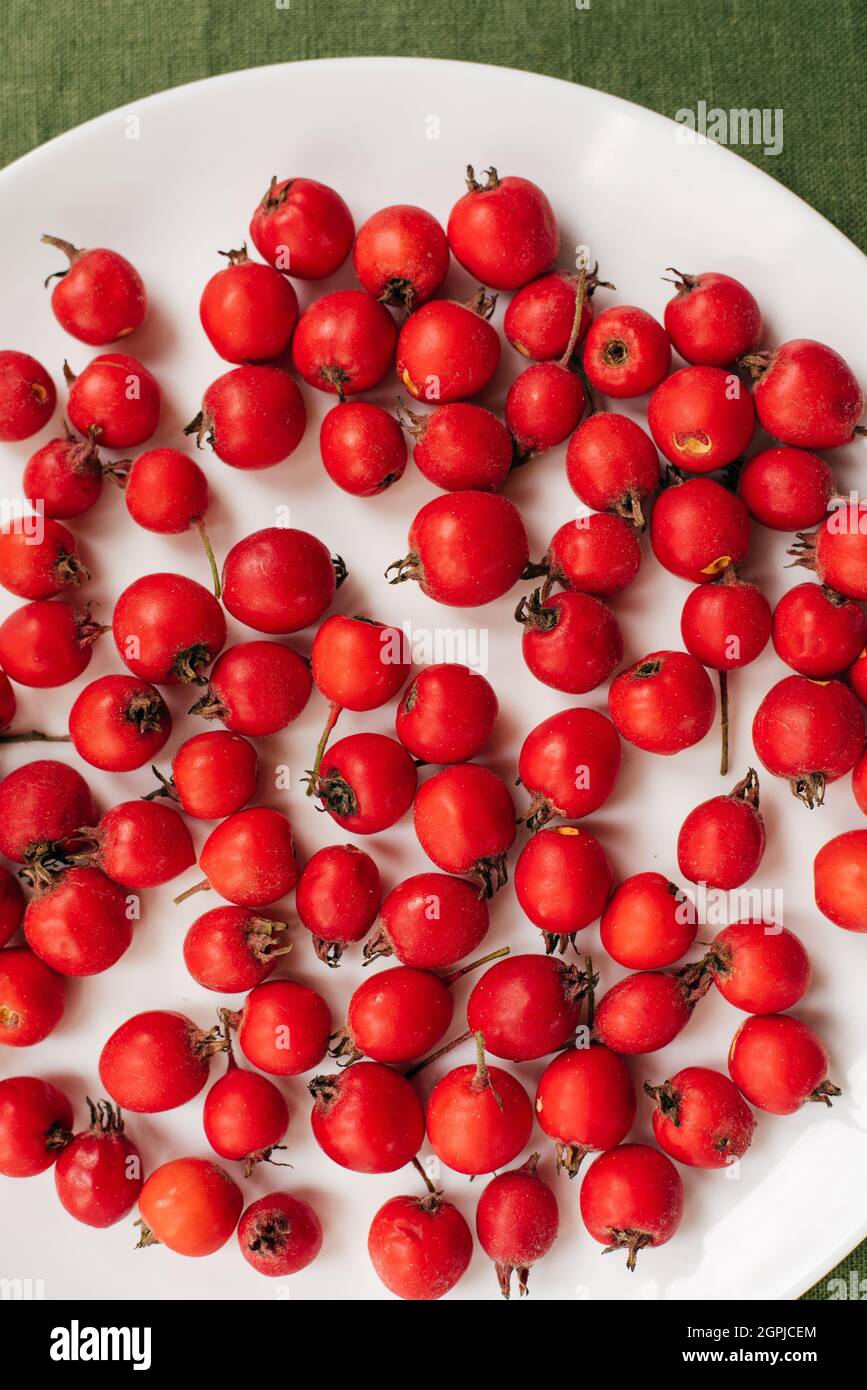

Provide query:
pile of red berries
left=0, top=163, right=864, bottom=1300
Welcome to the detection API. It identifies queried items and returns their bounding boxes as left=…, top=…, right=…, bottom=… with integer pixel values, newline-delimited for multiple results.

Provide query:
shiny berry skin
left=0, top=948, right=66, bottom=1046
left=249, top=175, right=354, bottom=280
left=396, top=294, right=501, bottom=402
left=319, top=401, right=407, bottom=496
left=583, top=305, right=671, bottom=398
left=789, top=505, right=867, bottom=601
left=0, top=682, right=21, bottom=737
left=137, top=1157, right=242, bottom=1257
left=396, top=663, right=498, bottom=763
left=517, top=707, right=622, bottom=828
left=447, top=167, right=558, bottom=291
left=389, top=491, right=528, bottom=606
left=24, top=867, right=132, bottom=975
left=42, top=235, right=146, bottom=345
left=66, top=353, right=160, bottom=447
left=238, top=1192, right=323, bottom=1277
left=515, top=826, right=613, bottom=953
left=505, top=362, right=585, bottom=457
left=309, top=732, right=417, bottom=835
left=681, top=574, right=771, bottom=774
left=311, top=614, right=410, bottom=715
left=542, top=514, right=642, bottom=598
left=814, top=830, right=867, bottom=933
left=0, top=1076, right=72, bottom=1176
left=69, top=673, right=171, bottom=771
left=188, top=365, right=306, bottom=469
left=183, top=906, right=290, bottom=992
left=566, top=412, right=660, bottom=528
left=651, top=477, right=751, bottom=582
left=677, top=768, right=766, bottom=890
left=745, top=338, right=864, bottom=448
left=23, top=426, right=105, bottom=518
left=310, top=1063, right=424, bottom=1173
left=113, top=572, right=226, bottom=685
left=728, top=1014, right=840, bottom=1115
left=203, top=1052, right=289, bottom=1170
left=199, top=246, right=298, bottom=363
left=365, top=872, right=489, bottom=969
left=517, top=588, right=623, bottom=694
left=0, top=669, right=13, bottom=729
left=476, top=1154, right=559, bottom=1299
left=467, top=954, right=585, bottom=1061
left=222, top=527, right=339, bottom=634
left=681, top=573, right=772, bottom=670
left=772, top=581, right=866, bottom=677
left=737, top=446, right=834, bottom=531
left=752, top=675, right=863, bottom=807
left=0, top=759, right=95, bottom=863
left=413, top=764, right=516, bottom=896
left=0, top=351, right=56, bottom=439
left=0, top=518, right=89, bottom=600
left=192, top=807, right=298, bottom=907
left=649, top=365, right=755, bottom=471
left=504, top=270, right=595, bottom=360
left=663, top=270, right=761, bottom=366
left=580, top=1144, right=684, bottom=1270
left=292, top=290, right=397, bottom=397
left=849, top=731, right=867, bottom=805
left=353, top=203, right=449, bottom=310
left=98, top=1010, right=221, bottom=1112
left=338, top=966, right=454, bottom=1065
left=0, top=866, right=25, bottom=948
left=84, top=800, right=195, bottom=889
left=163, top=730, right=258, bottom=820
left=234, top=980, right=331, bottom=1077
left=705, top=918, right=810, bottom=1014
left=123, top=448, right=211, bottom=545
left=0, top=599, right=103, bottom=687
left=399, top=401, right=512, bottom=492
left=594, top=972, right=696, bottom=1055
left=646, top=1066, right=756, bottom=1169
left=601, top=872, right=696, bottom=970
left=191, top=640, right=311, bottom=736
left=609, top=650, right=715, bottom=754
left=426, top=1038, right=533, bottom=1176
left=535, top=1045, right=637, bottom=1175
left=295, top=843, right=382, bottom=966
left=54, top=1099, right=143, bottom=1227
left=369, top=1193, right=472, bottom=1301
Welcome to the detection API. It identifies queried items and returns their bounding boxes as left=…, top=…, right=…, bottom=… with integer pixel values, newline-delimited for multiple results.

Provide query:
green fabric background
left=2, top=0, right=864, bottom=1299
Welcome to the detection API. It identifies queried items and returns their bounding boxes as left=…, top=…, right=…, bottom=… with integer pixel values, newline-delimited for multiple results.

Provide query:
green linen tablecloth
left=1, top=0, right=864, bottom=1299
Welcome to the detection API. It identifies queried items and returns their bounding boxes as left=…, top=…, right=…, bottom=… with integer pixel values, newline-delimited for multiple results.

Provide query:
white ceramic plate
left=1, top=57, right=865, bottom=1303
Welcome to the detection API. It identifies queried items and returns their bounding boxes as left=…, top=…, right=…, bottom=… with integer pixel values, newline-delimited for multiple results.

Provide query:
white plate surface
left=0, top=57, right=866, bottom=1303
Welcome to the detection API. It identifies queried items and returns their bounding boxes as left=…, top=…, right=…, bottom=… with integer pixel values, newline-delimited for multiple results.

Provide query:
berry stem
left=411, top=1155, right=438, bottom=1196
left=0, top=730, right=71, bottom=743
left=719, top=669, right=729, bottom=777
left=141, top=766, right=177, bottom=803
left=405, top=1029, right=472, bottom=1079
left=557, top=269, right=587, bottom=370
left=442, top=945, right=509, bottom=986
left=471, top=1029, right=503, bottom=1109
left=582, top=954, right=597, bottom=1030
left=41, top=233, right=81, bottom=263
left=173, top=878, right=210, bottom=905
left=196, top=519, right=221, bottom=599
left=307, top=701, right=342, bottom=795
